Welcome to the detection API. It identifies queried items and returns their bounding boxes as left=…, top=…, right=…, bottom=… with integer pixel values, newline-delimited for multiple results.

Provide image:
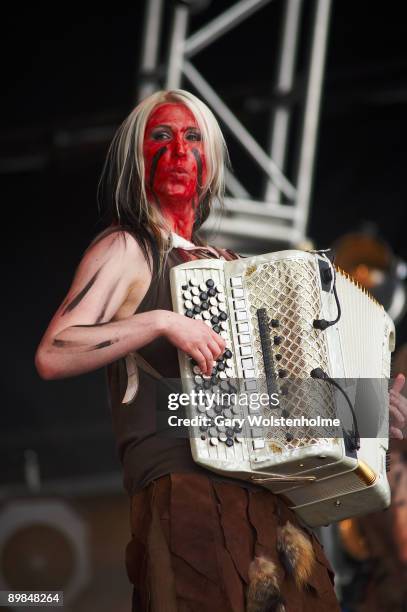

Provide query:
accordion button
left=223, top=409, right=232, bottom=419
left=285, top=433, right=294, bottom=442
left=220, top=322, right=228, bottom=331
left=209, top=297, right=218, bottom=306
left=275, top=354, right=282, bottom=361
left=280, top=384, right=289, bottom=395
left=232, top=288, right=244, bottom=298
left=219, top=311, right=228, bottom=321
left=235, top=435, right=243, bottom=443
left=182, top=284, right=188, bottom=290
left=225, top=368, right=234, bottom=377
left=217, top=362, right=225, bottom=371
left=213, top=325, right=221, bottom=333
left=184, top=300, right=193, bottom=310
left=215, top=405, right=223, bottom=414
left=278, top=369, right=287, bottom=378
left=202, top=311, right=211, bottom=320
left=226, top=427, right=234, bottom=437
left=232, top=406, right=240, bottom=415
left=190, top=278, right=199, bottom=287
left=218, top=304, right=227, bottom=312
left=183, top=290, right=192, bottom=300
left=193, top=366, right=201, bottom=375
left=193, top=306, right=201, bottom=314
left=200, top=292, right=208, bottom=301
left=206, top=278, right=215, bottom=288
left=220, top=331, right=228, bottom=339
left=194, top=375, right=203, bottom=384
left=253, top=439, right=265, bottom=450
left=192, top=296, right=201, bottom=305
left=271, top=319, right=280, bottom=327
left=209, top=427, right=217, bottom=437
left=207, top=288, right=217, bottom=297
left=201, top=302, right=209, bottom=310
left=226, top=438, right=234, bottom=447
left=199, top=283, right=207, bottom=292
left=274, top=336, right=282, bottom=345
left=218, top=372, right=227, bottom=380
left=185, top=309, right=194, bottom=318
left=216, top=284, right=224, bottom=293
left=211, top=316, right=220, bottom=325
left=191, top=287, right=200, bottom=296
left=219, top=433, right=227, bottom=442
left=210, top=437, right=219, bottom=446
left=224, top=349, right=233, bottom=359
left=218, top=293, right=226, bottom=303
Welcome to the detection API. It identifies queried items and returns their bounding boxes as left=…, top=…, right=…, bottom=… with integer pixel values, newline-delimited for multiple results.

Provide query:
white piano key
left=237, top=322, right=249, bottom=333
left=235, top=311, right=248, bottom=321
left=240, top=346, right=252, bottom=356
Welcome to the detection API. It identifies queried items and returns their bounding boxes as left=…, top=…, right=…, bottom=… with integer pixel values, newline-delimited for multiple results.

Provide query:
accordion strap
left=122, top=352, right=163, bottom=404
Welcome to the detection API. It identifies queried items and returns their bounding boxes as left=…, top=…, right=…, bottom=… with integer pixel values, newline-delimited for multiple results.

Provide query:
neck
left=154, top=196, right=198, bottom=241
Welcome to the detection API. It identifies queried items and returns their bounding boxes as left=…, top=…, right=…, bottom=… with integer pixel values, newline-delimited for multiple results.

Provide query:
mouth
left=168, top=168, right=189, bottom=176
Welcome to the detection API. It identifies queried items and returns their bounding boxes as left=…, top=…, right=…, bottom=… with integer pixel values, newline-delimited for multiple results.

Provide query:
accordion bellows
left=170, top=250, right=395, bottom=526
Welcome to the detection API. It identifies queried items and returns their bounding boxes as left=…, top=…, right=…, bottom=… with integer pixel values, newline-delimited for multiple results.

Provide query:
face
left=143, top=103, right=207, bottom=204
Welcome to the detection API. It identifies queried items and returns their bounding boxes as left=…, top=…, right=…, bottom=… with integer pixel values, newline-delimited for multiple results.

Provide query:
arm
left=35, top=231, right=224, bottom=379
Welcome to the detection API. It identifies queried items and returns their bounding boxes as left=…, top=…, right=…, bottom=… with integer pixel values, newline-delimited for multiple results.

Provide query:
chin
left=158, top=189, right=195, bottom=203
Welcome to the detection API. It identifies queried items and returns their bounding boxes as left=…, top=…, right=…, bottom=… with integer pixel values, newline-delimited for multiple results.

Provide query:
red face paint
left=143, top=103, right=207, bottom=239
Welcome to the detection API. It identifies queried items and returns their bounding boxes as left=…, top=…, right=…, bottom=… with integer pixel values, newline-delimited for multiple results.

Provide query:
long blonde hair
left=96, top=89, right=229, bottom=274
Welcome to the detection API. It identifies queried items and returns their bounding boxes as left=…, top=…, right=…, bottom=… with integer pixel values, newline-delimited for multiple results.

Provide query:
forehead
left=146, top=103, right=198, bottom=128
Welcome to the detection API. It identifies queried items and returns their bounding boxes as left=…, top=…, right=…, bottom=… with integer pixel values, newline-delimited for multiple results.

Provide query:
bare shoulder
left=82, top=229, right=153, bottom=319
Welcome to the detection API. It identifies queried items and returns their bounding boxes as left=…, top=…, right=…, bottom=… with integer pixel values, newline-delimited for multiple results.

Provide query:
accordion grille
left=245, top=257, right=336, bottom=450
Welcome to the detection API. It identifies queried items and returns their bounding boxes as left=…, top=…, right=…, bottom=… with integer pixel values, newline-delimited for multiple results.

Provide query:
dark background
left=2, top=0, right=406, bottom=486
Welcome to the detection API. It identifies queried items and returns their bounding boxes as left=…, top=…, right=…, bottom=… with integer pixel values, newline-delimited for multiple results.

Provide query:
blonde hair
left=96, top=89, right=229, bottom=273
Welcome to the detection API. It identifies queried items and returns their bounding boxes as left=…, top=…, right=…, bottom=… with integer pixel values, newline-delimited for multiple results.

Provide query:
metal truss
left=139, top=0, right=332, bottom=251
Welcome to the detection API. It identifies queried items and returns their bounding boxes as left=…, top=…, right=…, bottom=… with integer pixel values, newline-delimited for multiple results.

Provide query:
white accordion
left=170, top=250, right=395, bottom=527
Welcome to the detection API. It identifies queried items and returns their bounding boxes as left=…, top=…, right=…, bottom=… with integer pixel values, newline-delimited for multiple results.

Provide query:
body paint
left=62, top=267, right=102, bottom=315
left=143, top=103, right=208, bottom=241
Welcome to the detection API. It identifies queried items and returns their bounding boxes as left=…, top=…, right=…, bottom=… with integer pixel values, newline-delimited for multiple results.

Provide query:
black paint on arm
left=61, top=266, right=103, bottom=316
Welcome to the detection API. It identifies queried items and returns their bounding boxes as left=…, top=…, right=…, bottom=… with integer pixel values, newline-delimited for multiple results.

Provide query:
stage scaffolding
left=138, top=0, right=332, bottom=253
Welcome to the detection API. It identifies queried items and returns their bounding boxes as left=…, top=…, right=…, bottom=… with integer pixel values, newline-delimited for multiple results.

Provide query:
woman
left=35, top=89, right=405, bottom=611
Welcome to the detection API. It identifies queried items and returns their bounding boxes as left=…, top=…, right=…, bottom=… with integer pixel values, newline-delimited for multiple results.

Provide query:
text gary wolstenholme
left=166, top=390, right=340, bottom=429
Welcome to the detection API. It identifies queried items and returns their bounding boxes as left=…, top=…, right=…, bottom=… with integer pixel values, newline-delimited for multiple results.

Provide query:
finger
left=190, top=348, right=208, bottom=375
left=391, top=372, right=406, bottom=395
left=198, top=344, right=214, bottom=375
left=210, top=328, right=226, bottom=350
left=389, top=391, right=407, bottom=418
left=208, top=340, right=223, bottom=360
left=390, top=425, right=404, bottom=440
left=389, top=404, right=406, bottom=427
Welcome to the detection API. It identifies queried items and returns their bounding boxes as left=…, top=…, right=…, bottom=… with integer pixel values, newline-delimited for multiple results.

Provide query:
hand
left=160, top=311, right=226, bottom=375
left=389, top=373, right=407, bottom=439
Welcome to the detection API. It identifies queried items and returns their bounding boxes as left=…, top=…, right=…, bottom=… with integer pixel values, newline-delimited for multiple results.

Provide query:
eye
left=151, top=129, right=171, bottom=141
left=186, top=130, right=202, bottom=142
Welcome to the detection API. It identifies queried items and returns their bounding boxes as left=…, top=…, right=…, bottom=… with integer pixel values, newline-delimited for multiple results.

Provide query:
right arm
left=35, top=231, right=224, bottom=379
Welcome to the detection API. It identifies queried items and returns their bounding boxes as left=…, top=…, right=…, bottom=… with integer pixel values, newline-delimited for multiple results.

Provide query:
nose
left=173, top=135, right=187, bottom=157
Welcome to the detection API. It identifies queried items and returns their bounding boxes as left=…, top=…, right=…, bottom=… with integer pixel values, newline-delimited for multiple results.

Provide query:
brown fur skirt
left=125, top=473, right=339, bottom=612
